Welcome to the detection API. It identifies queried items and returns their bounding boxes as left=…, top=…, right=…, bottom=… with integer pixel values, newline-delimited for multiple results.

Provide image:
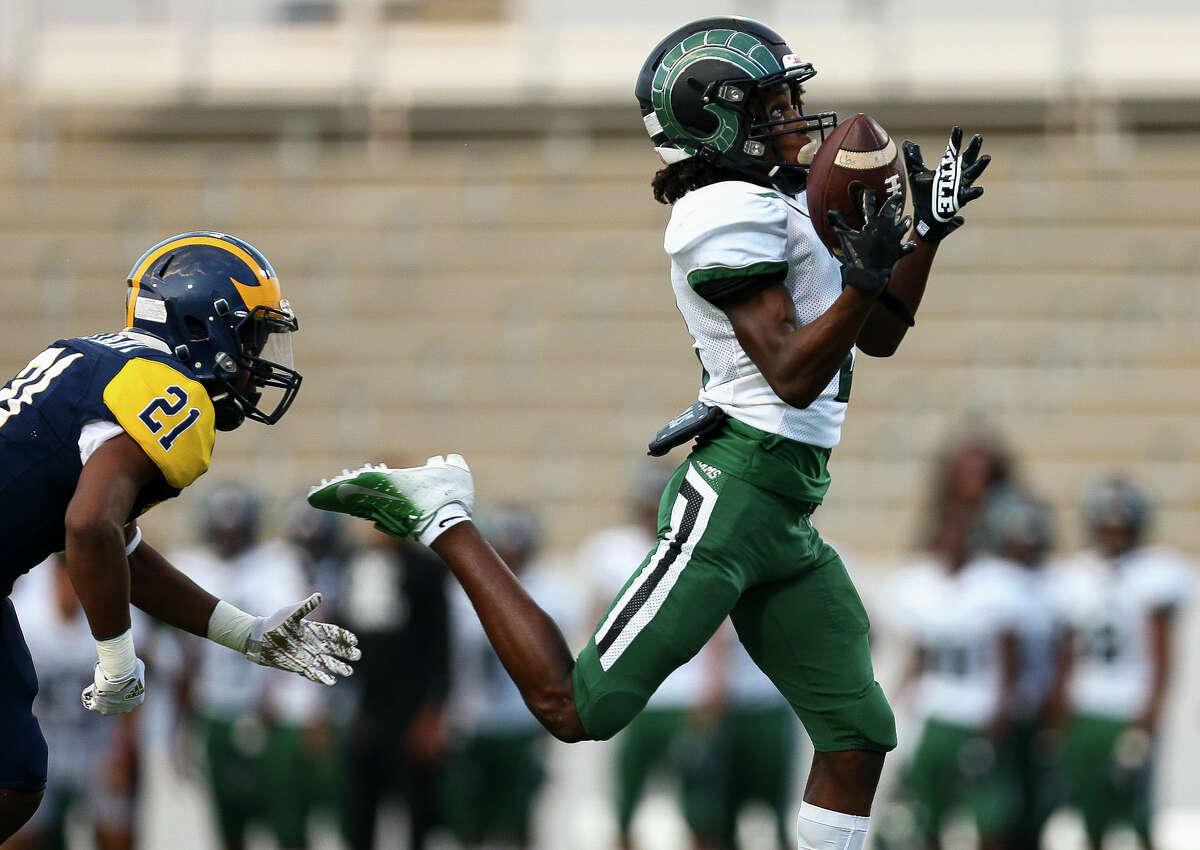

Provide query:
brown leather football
left=806, top=113, right=906, bottom=258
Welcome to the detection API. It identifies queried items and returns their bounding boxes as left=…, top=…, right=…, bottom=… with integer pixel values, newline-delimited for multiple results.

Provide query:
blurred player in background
left=441, top=506, right=578, bottom=849
left=685, top=621, right=797, bottom=850
left=916, top=430, right=1015, bottom=552
left=172, top=485, right=332, bottom=850
left=283, top=501, right=354, bottom=836
left=886, top=509, right=1024, bottom=850
left=309, top=16, right=990, bottom=849
left=6, top=556, right=140, bottom=850
left=974, top=490, right=1061, bottom=850
left=286, top=499, right=352, bottom=629
left=339, top=513, right=450, bottom=850
left=0, top=232, right=358, bottom=842
left=1046, top=477, right=1193, bottom=850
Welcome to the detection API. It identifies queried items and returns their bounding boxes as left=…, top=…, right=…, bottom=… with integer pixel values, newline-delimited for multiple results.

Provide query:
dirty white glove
left=82, top=657, right=146, bottom=716
left=244, top=593, right=361, bottom=686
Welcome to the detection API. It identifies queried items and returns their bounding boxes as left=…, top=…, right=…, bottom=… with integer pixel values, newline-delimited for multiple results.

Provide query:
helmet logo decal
left=228, top=274, right=283, bottom=314
left=651, top=28, right=781, bottom=156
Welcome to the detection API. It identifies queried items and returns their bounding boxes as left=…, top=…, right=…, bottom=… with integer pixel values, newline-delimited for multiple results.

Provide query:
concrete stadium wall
left=0, top=108, right=1196, bottom=560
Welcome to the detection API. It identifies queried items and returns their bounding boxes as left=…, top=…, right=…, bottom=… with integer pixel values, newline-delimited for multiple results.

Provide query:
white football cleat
left=308, top=454, right=474, bottom=543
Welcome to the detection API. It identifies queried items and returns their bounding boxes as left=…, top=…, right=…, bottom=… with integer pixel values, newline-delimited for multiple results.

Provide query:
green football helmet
left=635, top=17, right=837, bottom=194
left=976, top=488, right=1055, bottom=563
left=1082, top=476, right=1150, bottom=547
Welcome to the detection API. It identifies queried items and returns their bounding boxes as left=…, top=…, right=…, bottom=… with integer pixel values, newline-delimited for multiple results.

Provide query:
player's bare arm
left=1138, top=607, right=1174, bottom=733
left=1043, top=625, right=1076, bottom=731
left=856, top=239, right=936, bottom=357
left=63, top=433, right=156, bottom=642
left=857, top=127, right=991, bottom=357
left=726, top=190, right=912, bottom=408
left=989, top=629, right=1020, bottom=740
left=724, top=282, right=877, bottom=409
left=127, top=541, right=220, bottom=637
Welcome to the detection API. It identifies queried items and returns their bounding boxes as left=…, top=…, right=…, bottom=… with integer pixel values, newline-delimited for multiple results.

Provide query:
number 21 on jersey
left=138, top=386, right=201, bottom=451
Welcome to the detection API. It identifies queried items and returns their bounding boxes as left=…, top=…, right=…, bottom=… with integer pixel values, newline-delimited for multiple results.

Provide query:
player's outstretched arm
left=1138, top=607, right=1175, bottom=734
left=130, top=539, right=360, bottom=687
left=725, top=191, right=912, bottom=408
left=70, top=433, right=358, bottom=705
left=858, top=127, right=992, bottom=357
left=127, top=540, right=219, bottom=636
left=855, top=238, right=935, bottom=357
left=308, top=457, right=587, bottom=742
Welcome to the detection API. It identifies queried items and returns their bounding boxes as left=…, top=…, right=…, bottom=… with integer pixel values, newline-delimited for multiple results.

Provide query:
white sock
left=796, top=802, right=870, bottom=850
left=417, top=502, right=471, bottom=546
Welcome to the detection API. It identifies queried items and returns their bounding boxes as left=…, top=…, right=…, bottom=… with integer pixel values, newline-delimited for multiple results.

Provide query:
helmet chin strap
left=743, top=126, right=816, bottom=196
left=763, top=137, right=809, bottom=195
left=766, top=165, right=807, bottom=196
left=208, top=387, right=246, bottom=432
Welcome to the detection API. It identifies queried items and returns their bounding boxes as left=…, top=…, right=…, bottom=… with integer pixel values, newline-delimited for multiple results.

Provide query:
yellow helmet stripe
left=126, top=235, right=282, bottom=326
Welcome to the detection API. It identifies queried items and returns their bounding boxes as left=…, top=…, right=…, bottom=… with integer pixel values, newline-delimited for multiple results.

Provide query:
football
left=806, top=113, right=906, bottom=258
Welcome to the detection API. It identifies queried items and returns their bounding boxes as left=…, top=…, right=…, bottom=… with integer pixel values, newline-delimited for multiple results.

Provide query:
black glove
left=903, top=126, right=990, bottom=243
left=827, top=190, right=915, bottom=294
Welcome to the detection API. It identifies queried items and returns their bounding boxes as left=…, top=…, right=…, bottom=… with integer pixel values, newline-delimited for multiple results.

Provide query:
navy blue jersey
left=0, top=332, right=215, bottom=595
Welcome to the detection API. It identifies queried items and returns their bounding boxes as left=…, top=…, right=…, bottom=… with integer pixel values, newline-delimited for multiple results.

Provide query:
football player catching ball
left=0, top=233, right=360, bottom=841
left=310, top=17, right=988, bottom=849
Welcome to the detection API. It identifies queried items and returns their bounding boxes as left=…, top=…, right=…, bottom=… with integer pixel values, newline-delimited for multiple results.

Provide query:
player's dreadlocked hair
left=651, top=159, right=751, bottom=205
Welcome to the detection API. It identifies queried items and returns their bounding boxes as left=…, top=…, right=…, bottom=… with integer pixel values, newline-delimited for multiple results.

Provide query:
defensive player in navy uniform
left=0, top=232, right=360, bottom=841
left=309, top=17, right=988, bottom=850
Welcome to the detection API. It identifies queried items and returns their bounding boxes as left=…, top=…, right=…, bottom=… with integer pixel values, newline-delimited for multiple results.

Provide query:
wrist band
left=95, top=629, right=137, bottom=681
left=876, top=290, right=916, bottom=327
left=124, top=526, right=143, bottom=556
left=418, top=503, right=471, bottom=547
left=206, top=600, right=257, bottom=653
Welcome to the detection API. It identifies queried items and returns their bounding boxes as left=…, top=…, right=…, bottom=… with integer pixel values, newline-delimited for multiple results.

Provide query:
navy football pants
left=0, top=598, right=47, bottom=792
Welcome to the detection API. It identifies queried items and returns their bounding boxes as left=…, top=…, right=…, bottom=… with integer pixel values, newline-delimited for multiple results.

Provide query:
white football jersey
left=1049, top=545, right=1193, bottom=720
left=1007, top=564, right=1060, bottom=719
left=900, top=555, right=1026, bottom=728
left=665, top=180, right=850, bottom=448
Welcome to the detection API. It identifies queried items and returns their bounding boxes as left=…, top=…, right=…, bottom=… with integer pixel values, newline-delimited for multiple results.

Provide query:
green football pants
left=572, top=457, right=895, bottom=753
left=1064, top=713, right=1154, bottom=848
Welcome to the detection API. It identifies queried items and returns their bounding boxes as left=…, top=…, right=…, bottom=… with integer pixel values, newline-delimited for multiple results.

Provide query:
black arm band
left=694, top=270, right=787, bottom=306
left=876, top=290, right=916, bottom=327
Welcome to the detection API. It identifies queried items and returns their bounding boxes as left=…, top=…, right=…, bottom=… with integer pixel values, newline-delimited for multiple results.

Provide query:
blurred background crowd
left=2, top=0, right=1199, bottom=848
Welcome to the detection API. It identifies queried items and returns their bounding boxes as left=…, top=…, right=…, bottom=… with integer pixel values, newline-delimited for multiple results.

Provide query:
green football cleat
left=307, top=455, right=474, bottom=541
left=307, top=464, right=422, bottom=539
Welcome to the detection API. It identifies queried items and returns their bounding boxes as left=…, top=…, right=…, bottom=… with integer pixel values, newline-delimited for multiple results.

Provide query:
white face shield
left=233, top=303, right=302, bottom=426
left=259, top=323, right=295, bottom=371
